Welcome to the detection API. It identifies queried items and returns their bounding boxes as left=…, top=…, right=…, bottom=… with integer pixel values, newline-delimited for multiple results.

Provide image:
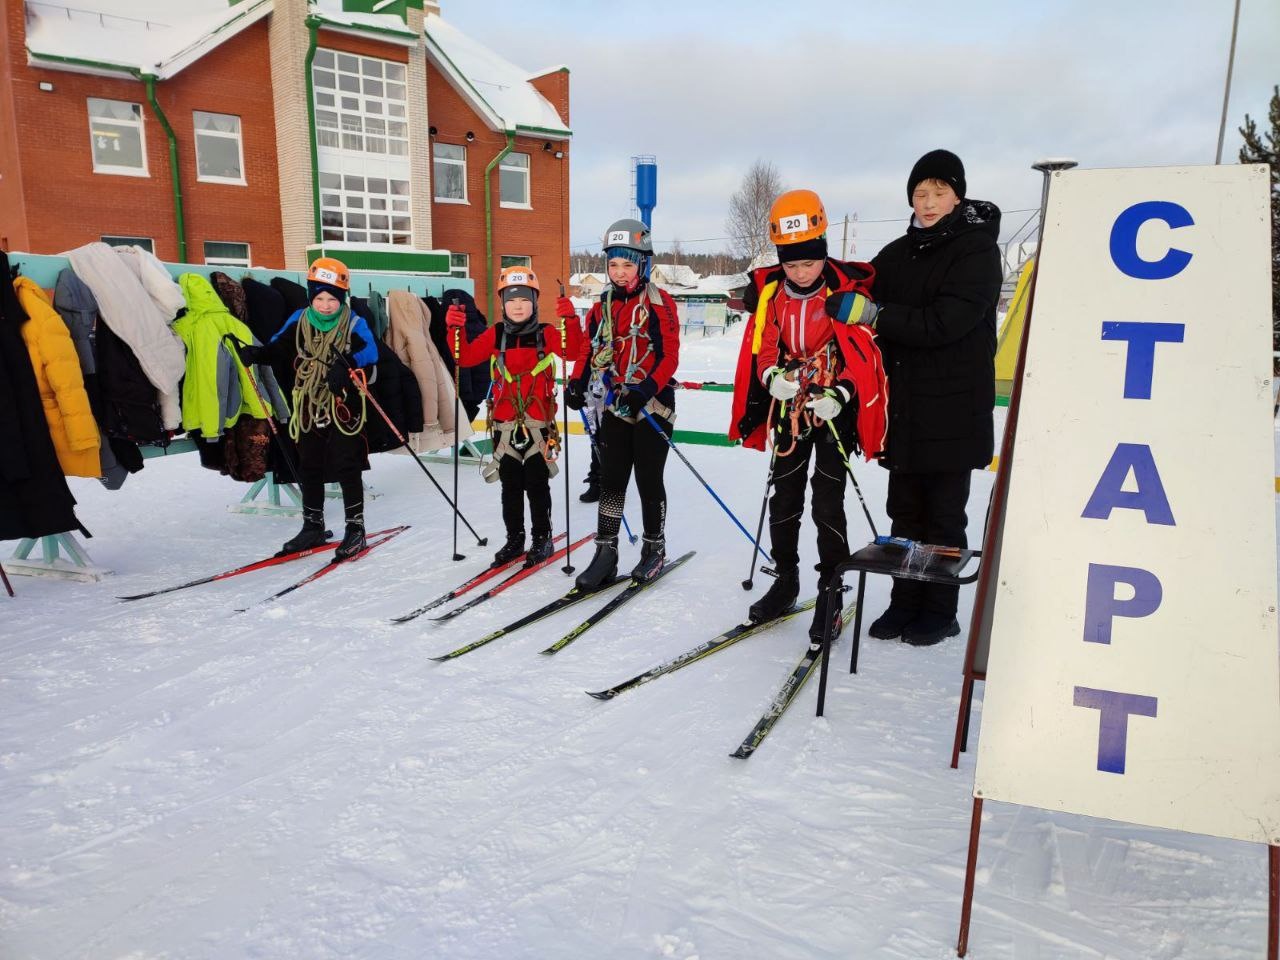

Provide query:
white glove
left=805, top=386, right=849, bottom=422
left=765, top=367, right=799, bottom=401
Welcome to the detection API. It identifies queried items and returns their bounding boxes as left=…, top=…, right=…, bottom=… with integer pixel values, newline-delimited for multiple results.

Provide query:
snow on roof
left=24, top=0, right=271, bottom=79
left=748, top=249, right=779, bottom=271
left=570, top=273, right=605, bottom=285
left=651, top=263, right=700, bottom=288
left=423, top=12, right=570, bottom=138
left=695, top=274, right=749, bottom=295
left=310, top=0, right=417, bottom=42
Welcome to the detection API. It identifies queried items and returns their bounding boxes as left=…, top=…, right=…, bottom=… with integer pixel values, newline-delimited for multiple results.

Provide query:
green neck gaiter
left=306, top=303, right=347, bottom=334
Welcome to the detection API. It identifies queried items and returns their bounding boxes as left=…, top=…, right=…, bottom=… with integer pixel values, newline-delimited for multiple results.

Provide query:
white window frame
left=101, top=235, right=154, bottom=253
left=204, top=241, right=251, bottom=268
left=500, top=255, right=532, bottom=269
left=499, top=152, right=531, bottom=209
left=87, top=98, right=148, bottom=177
left=318, top=171, right=413, bottom=246
left=193, top=111, right=246, bottom=186
left=432, top=142, right=468, bottom=203
left=449, top=253, right=469, bottom=278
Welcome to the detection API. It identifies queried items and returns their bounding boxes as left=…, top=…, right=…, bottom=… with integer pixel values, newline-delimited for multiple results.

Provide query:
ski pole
left=223, top=334, right=306, bottom=489
left=557, top=280, right=574, bottom=574
left=577, top=408, right=637, bottom=544
left=636, top=408, right=769, bottom=561
left=825, top=419, right=880, bottom=540
left=741, top=447, right=777, bottom=590
left=333, top=352, right=488, bottom=547
left=450, top=297, right=464, bottom=561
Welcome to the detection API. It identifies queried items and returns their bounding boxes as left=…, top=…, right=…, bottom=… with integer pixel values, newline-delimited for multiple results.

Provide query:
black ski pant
left=885, top=469, right=972, bottom=616
left=301, top=476, right=364, bottom=528
left=596, top=410, right=670, bottom=542
left=767, top=431, right=848, bottom=586
left=499, top=453, right=552, bottom=539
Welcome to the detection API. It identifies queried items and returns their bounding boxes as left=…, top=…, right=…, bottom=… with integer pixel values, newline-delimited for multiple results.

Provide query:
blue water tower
left=634, top=155, right=658, bottom=229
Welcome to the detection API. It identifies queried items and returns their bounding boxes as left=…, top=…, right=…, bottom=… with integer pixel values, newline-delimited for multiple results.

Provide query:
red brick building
left=0, top=0, right=570, bottom=315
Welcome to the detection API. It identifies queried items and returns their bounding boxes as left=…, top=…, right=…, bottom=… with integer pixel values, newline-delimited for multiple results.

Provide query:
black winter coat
left=0, top=251, right=84, bottom=540
left=429, top=289, right=491, bottom=422
left=872, top=200, right=1003, bottom=473
left=365, top=339, right=425, bottom=453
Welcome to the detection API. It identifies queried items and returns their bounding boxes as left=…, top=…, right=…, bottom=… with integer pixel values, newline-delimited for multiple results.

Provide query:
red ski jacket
left=457, top=319, right=583, bottom=424
left=571, top=282, right=680, bottom=406
left=729, top=259, right=888, bottom=460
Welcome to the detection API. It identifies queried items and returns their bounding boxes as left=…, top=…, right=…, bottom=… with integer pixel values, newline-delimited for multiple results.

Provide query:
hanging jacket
left=439, top=288, right=492, bottom=422
left=270, top=276, right=309, bottom=314
left=871, top=199, right=1003, bottom=472
left=458, top=319, right=582, bottom=424
left=211, top=271, right=249, bottom=323
left=570, top=280, right=680, bottom=409
left=174, top=273, right=274, bottom=438
left=730, top=258, right=888, bottom=460
left=53, top=268, right=132, bottom=488
left=65, top=242, right=185, bottom=432
left=385, top=290, right=472, bottom=453
left=12, top=277, right=101, bottom=478
left=0, top=250, right=84, bottom=540
left=365, top=338, right=425, bottom=453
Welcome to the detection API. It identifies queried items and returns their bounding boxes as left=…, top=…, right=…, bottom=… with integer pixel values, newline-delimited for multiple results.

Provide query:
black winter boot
left=335, top=522, right=367, bottom=561
left=575, top=537, right=618, bottom=592
left=493, top=530, right=526, bottom=567
left=629, top=536, right=665, bottom=581
left=868, top=604, right=918, bottom=641
left=748, top=566, right=799, bottom=624
left=809, top=580, right=845, bottom=647
left=525, top=532, right=555, bottom=566
left=280, top=508, right=328, bottom=555
left=902, top=612, right=961, bottom=647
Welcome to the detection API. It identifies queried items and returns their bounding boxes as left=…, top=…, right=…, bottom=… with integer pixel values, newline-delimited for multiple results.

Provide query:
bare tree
left=725, top=160, right=784, bottom=263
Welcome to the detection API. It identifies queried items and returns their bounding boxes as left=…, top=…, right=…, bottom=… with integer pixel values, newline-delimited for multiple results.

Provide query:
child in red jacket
left=729, top=189, right=887, bottom=643
left=447, top=266, right=581, bottom=567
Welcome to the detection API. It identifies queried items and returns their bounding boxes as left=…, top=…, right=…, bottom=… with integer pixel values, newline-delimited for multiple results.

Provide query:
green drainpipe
left=141, top=74, right=187, bottom=263
left=304, top=16, right=322, bottom=246
left=484, top=131, right=515, bottom=311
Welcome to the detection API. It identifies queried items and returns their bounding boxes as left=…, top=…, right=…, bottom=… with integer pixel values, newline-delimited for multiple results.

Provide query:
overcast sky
left=445, top=0, right=1278, bottom=260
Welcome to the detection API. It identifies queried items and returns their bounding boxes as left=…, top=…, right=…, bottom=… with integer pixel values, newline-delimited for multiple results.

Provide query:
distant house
left=649, top=263, right=699, bottom=290
left=569, top=272, right=606, bottom=298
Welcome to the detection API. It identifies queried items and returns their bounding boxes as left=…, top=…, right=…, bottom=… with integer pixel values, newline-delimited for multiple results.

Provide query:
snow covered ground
left=1, top=324, right=1276, bottom=958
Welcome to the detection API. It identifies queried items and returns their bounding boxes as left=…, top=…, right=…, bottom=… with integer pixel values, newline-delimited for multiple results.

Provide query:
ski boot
left=334, top=522, right=367, bottom=561
left=630, top=536, right=665, bottom=582
left=809, top=580, right=845, bottom=648
left=525, top=532, right=555, bottom=566
left=280, top=510, right=329, bottom=555
left=748, top=566, right=799, bottom=624
left=575, top=537, right=618, bottom=592
left=492, top=530, right=525, bottom=567
left=579, top=478, right=600, bottom=503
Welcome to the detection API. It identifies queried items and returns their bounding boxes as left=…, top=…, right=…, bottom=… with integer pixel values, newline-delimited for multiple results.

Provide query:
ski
left=390, top=532, right=568, bottom=624
left=729, top=600, right=858, bottom=760
left=585, top=598, right=817, bottom=700
left=116, top=527, right=401, bottom=601
left=430, top=576, right=628, bottom=662
left=429, top=533, right=595, bottom=624
left=234, top=525, right=410, bottom=613
left=541, top=551, right=696, bottom=655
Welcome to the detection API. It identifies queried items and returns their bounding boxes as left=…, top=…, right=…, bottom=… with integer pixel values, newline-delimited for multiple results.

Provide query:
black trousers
left=597, top=410, right=670, bottom=541
left=499, top=453, right=552, bottom=538
left=297, top=423, right=368, bottom=485
left=767, top=431, right=848, bottom=583
left=885, top=469, right=972, bottom=616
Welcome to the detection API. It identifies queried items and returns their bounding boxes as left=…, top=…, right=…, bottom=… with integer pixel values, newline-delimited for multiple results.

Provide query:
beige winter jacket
left=385, top=290, right=472, bottom=453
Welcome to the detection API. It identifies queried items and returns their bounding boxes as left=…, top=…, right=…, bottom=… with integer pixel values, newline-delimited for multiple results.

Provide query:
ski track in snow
left=0, top=327, right=1275, bottom=958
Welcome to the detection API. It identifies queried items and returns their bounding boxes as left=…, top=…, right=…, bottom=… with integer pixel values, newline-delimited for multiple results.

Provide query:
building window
left=204, top=241, right=251, bottom=268
left=500, top=255, right=531, bottom=269
left=449, top=253, right=469, bottom=278
left=433, top=143, right=466, bottom=202
left=319, top=172, right=412, bottom=245
left=88, top=98, right=147, bottom=176
left=313, top=48, right=412, bottom=244
left=101, top=235, right=153, bottom=253
left=194, top=111, right=245, bottom=184
left=499, top=152, right=530, bottom=207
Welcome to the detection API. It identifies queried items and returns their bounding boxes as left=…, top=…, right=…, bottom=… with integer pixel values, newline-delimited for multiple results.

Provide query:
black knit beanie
left=776, top=236, right=828, bottom=263
left=907, top=149, right=966, bottom=203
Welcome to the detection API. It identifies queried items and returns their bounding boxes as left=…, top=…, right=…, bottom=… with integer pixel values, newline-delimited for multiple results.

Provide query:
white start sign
left=973, top=164, right=1280, bottom=845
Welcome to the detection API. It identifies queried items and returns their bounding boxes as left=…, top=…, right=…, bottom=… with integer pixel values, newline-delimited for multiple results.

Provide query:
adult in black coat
left=860, top=149, right=1002, bottom=645
left=0, top=251, right=86, bottom=541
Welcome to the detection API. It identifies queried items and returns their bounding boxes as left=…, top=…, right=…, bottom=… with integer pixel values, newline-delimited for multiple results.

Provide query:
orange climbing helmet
left=497, top=265, right=540, bottom=293
left=768, top=189, right=829, bottom=245
left=307, top=256, right=350, bottom=291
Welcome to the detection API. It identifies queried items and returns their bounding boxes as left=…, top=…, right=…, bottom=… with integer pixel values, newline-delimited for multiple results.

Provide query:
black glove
left=614, top=386, right=647, bottom=419
left=565, top=380, right=586, bottom=411
left=233, top=340, right=265, bottom=366
left=326, top=358, right=354, bottom=393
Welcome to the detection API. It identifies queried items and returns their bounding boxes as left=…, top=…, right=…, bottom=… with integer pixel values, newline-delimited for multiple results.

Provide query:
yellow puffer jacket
left=14, top=277, right=101, bottom=478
